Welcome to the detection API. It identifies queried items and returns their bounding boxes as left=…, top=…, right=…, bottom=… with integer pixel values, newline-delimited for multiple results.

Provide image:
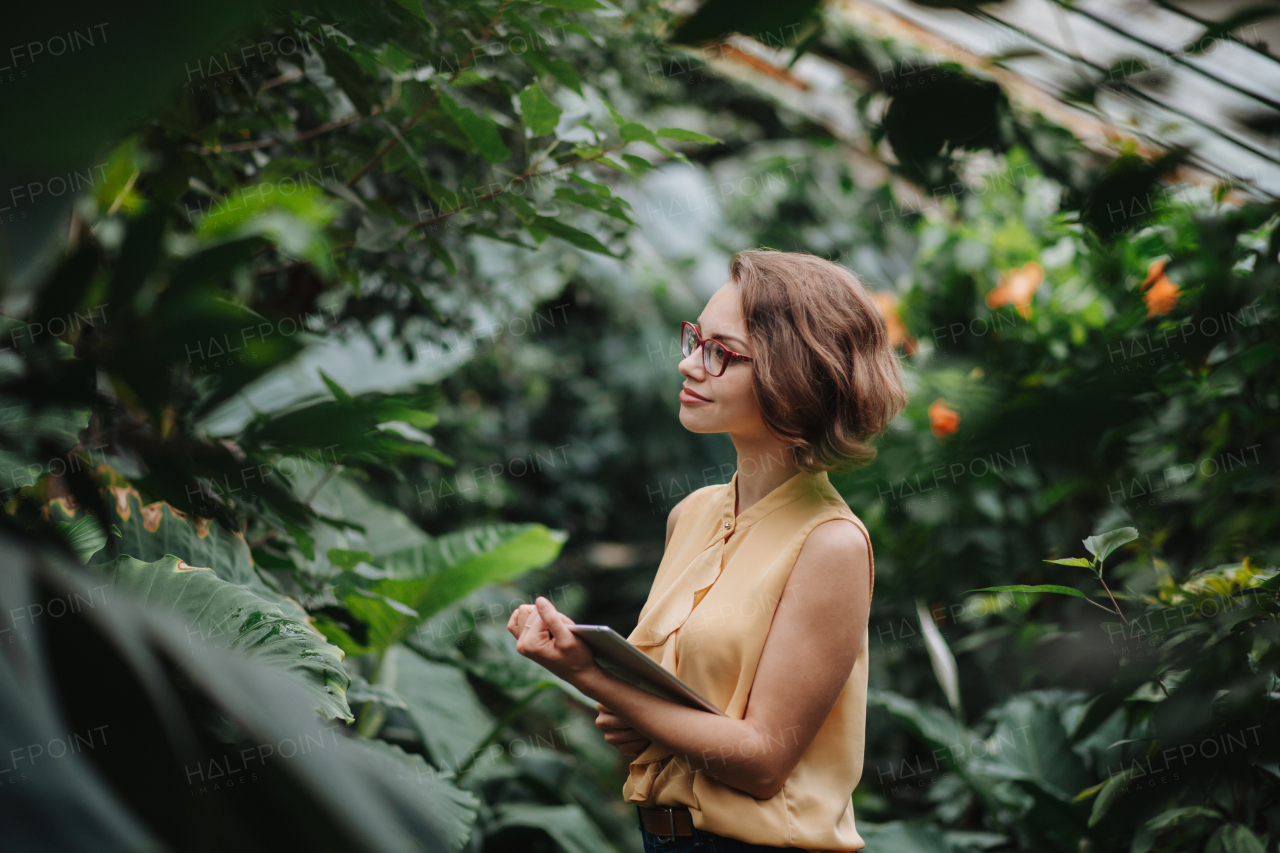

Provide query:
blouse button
left=724, top=522, right=730, bottom=528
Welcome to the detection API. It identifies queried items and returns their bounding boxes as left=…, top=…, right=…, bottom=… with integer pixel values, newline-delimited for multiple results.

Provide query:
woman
left=508, top=249, right=906, bottom=852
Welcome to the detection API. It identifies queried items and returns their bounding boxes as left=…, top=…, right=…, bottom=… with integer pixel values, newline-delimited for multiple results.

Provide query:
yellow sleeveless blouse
left=623, top=469, right=874, bottom=852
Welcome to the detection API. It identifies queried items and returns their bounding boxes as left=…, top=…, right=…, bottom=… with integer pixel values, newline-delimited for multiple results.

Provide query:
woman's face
left=678, top=283, right=770, bottom=440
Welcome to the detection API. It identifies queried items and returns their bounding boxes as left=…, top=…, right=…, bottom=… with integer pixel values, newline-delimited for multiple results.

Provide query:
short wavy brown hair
left=729, top=248, right=907, bottom=472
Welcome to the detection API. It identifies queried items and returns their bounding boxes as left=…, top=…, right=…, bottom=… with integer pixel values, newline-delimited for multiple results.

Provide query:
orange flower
left=927, top=398, right=960, bottom=438
left=870, top=290, right=918, bottom=354
left=985, top=261, right=1044, bottom=319
left=1141, top=259, right=1179, bottom=317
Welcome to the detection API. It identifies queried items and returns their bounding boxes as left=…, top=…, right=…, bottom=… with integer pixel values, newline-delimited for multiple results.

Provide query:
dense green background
left=1, top=1, right=1277, bottom=852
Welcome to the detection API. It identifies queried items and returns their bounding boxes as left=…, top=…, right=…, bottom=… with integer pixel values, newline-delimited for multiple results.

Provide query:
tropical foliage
left=2, top=0, right=1278, bottom=852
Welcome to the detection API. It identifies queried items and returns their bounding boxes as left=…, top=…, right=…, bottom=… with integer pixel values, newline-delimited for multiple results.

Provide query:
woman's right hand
left=595, top=702, right=652, bottom=755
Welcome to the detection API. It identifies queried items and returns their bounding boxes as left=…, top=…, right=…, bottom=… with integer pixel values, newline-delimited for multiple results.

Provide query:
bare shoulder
left=788, top=518, right=872, bottom=600
left=798, top=518, right=870, bottom=568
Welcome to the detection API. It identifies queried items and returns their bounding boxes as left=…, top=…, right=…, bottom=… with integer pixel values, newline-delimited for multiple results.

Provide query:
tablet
left=568, top=624, right=726, bottom=716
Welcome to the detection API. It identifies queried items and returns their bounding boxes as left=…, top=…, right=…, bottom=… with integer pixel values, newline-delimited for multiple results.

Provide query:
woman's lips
left=679, top=387, right=711, bottom=404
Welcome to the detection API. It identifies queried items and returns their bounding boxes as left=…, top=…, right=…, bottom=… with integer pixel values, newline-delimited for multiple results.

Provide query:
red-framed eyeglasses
left=681, top=321, right=753, bottom=377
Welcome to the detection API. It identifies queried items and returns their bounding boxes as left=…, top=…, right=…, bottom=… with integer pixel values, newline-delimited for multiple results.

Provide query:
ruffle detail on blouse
left=628, top=534, right=725, bottom=650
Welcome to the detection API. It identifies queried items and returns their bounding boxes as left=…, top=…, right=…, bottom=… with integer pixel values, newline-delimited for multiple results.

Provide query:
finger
left=536, top=596, right=574, bottom=647
left=608, top=734, right=650, bottom=753
left=596, top=713, right=626, bottom=730
left=604, top=729, right=647, bottom=745
left=515, top=611, right=545, bottom=655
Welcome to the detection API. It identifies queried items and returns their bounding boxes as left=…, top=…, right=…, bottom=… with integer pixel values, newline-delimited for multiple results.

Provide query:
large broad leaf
left=857, top=821, right=958, bottom=853
left=333, top=523, right=567, bottom=654
left=392, top=645, right=496, bottom=773
left=969, top=693, right=1089, bottom=802
left=488, top=803, right=620, bottom=853
left=0, top=397, right=91, bottom=497
left=290, top=468, right=432, bottom=571
left=868, top=689, right=970, bottom=758
left=86, top=486, right=256, bottom=583
left=51, top=486, right=309, bottom=623
left=94, top=554, right=352, bottom=722
left=344, top=738, right=479, bottom=853
left=407, top=589, right=595, bottom=709
left=55, top=515, right=110, bottom=563
left=0, top=533, right=474, bottom=852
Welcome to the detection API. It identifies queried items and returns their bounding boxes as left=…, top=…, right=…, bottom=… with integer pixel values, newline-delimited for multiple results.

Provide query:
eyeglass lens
left=682, top=324, right=727, bottom=375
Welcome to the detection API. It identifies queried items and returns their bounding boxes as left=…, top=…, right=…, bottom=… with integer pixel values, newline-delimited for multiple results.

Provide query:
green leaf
left=619, top=122, right=656, bottom=144
left=500, top=191, right=540, bottom=225
left=346, top=671, right=408, bottom=709
left=868, top=689, right=970, bottom=763
left=971, top=693, right=1088, bottom=801
left=1206, top=823, right=1263, bottom=853
left=601, top=97, right=627, bottom=128
left=193, top=186, right=337, bottom=276
left=424, top=234, right=457, bottom=274
left=1088, top=765, right=1142, bottom=826
left=328, top=548, right=375, bottom=571
left=76, top=484, right=312, bottom=617
left=656, top=127, right=721, bottom=144
left=539, top=0, right=608, bottom=9
left=2, top=539, right=474, bottom=851
left=345, top=523, right=567, bottom=653
left=391, top=0, right=429, bottom=21
left=438, top=91, right=512, bottom=164
left=521, top=50, right=583, bottom=95
left=489, top=803, right=619, bottom=853
left=553, top=188, right=633, bottom=224
left=857, top=821, right=956, bottom=853
left=320, top=370, right=354, bottom=404
left=320, top=46, right=376, bottom=116
left=621, top=154, right=654, bottom=175
left=1045, top=557, right=1093, bottom=567
left=346, top=738, right=480, bottom=853
left=95, top=554, right=353, bottom=722
left=55, top=517, right=108, bottom=563
left=0, top=402, right=90, bottom=495
left=970, top=584, right=1089, bottom=599
left=528, top=215, right=620, bottom=258
left=518, top=81, right=562, bottom=137
left=393, top=646, right=496, bottom=771
left=1082, top=527, right=1139, bottom=562
left=1133, top=807, right=1221, bottom=853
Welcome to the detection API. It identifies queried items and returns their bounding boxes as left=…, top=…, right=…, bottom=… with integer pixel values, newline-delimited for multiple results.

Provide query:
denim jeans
left=637, top=807, right=810, bottom=853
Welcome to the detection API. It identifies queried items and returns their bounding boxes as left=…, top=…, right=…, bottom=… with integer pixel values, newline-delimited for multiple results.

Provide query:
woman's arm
left=509, top=517, right=871, bottom=800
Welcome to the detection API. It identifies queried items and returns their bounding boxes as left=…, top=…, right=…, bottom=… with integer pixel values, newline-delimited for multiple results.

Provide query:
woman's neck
left=730, top=440, right=802, bottom=516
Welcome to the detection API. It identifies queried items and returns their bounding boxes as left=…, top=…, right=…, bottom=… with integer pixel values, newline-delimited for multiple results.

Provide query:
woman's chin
left=678, top=409, right=722, bottom=434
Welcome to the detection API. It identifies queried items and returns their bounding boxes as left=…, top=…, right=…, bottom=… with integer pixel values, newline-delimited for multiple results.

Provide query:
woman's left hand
left=508, top=596, right=598, bottom=684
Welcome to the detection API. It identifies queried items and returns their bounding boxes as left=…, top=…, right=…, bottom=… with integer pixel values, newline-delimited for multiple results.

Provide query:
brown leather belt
left=638, top=805, right=696, bottom=837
